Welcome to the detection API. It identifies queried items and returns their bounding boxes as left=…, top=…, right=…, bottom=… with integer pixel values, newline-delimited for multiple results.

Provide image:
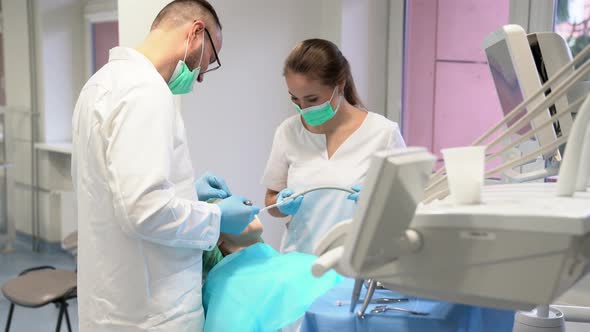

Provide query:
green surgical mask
left=293, top=87, right=341, bottom=126
left=168, top=32, right=204, bottom=95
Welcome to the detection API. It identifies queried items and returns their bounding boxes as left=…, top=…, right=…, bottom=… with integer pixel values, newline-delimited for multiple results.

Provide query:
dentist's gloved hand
left=195, top=172, right=232, bottom=201
left=347, top=185, right=362, bottom=203
left=277, top=188, right=304, bottom=215
left=218, top=195, right=260, bottom=235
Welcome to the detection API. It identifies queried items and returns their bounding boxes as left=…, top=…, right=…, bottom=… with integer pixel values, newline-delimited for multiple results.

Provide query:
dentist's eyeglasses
left=201, top=27, right=221, bottom=75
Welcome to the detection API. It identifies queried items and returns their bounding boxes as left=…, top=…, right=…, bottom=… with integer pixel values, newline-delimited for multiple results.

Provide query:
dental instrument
left=335, top=297, right=409, bottom=306
left=258, top=186, right=356, bottom=214
left=357, top=279, right=378, bottom=318
left=370, top=305, right=429, bottom=316
left=349, top=279, right=364, bottom=313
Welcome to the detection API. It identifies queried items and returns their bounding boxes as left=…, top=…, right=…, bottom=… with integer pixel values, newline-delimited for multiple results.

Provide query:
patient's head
left=202, top=200, right=264, bottom=279
left=217, top=215, right=263, bottom=255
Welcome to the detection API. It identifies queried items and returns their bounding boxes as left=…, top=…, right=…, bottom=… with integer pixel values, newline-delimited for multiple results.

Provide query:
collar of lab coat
left=109, top=47, right=184, bottom=112
left=109, top=46, right=159, bottom=72
left=108, top=46, right=170, bottom=87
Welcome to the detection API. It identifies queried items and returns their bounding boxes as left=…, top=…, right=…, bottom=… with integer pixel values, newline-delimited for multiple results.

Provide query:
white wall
left=341, top=0, right=390, bottom=115
left=321, top=0, right=343, bottom=45
left=341, top=0, right=369, bottom=109
left=2, top=0, right=33, bottom=109
left=84, top=0, right=117, bottom=78
left=117, top=0, right=383, bottom=249
left=117, top=0, right=344, bottom=249
left=118, top=0, right=182, bottom=112
left=2, top=0, right=84, bottom=241
left=183, top=1, right=339, bottom=249
left=118, top=0, right=163, bottom=47
left=387, top=0, right=405, bottom=124
left=190, top=0, right=392, bottom=248
left=2, top=0, right=35, bottom=239
left=35, top=0, right=85, bottom=142
left=2, top=0, right=389, bottom=247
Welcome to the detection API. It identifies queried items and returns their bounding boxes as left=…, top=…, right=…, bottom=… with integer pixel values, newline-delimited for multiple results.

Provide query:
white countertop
left=34, top=142, right=72, bottom=155
left=415, top=183, right=590, bottom=235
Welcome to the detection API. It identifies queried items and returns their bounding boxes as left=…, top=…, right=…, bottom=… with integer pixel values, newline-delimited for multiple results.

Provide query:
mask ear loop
left=183, top=29, right=205, bottom=71
left=182, top=34, right=190, bottom=62
left=331, top=86, right=343, bottom=113
left=196, top=29, right=205, bottom=69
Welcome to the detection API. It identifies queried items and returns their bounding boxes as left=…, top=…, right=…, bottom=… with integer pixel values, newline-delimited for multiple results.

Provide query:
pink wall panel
left=93, top=21, right=119, bottom=73
left=403, top=0, right=438, bottom=150
left=404, top=0, right=511, bottom=155
left=436, top=0, right=509, bottom=62
left=433, top=62, right=503, bottom=154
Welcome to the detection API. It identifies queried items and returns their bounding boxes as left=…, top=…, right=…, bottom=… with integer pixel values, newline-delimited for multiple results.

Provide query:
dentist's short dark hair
left=151, top=0, right=222, bottom=31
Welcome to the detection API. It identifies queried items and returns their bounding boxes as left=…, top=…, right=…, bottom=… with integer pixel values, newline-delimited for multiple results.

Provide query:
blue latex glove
left=277, top=188, right=304, bottom=215
left=347, top=185, right=361, bottom=202
left=218, top=195, right=260, bottom=235
left=195, top=172, right=232, bottom=201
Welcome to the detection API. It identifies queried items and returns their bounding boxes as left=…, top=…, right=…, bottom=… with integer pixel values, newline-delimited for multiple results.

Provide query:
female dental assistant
left=262, top=39, right=406, bottom=254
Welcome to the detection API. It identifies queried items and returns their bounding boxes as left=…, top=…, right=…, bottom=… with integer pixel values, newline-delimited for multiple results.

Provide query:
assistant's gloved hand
left=195, top=172, right=232, bottom=201
left=218, top=195, right=260, bottom=235
left=277, top=188, right=304, bottom=215
left=347, top=185, right=362, bottom=203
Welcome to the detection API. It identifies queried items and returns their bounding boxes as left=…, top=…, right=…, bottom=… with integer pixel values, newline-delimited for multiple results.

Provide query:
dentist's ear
left=189, top=20, right=205, bottom=40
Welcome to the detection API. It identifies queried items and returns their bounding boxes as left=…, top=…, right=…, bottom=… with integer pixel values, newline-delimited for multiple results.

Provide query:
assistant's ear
left=338, top=81, right=346, bottom=95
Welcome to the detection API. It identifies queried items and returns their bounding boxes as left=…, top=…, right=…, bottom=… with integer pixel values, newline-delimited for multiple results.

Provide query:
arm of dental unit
left=311, top=35, right=590, bottom=326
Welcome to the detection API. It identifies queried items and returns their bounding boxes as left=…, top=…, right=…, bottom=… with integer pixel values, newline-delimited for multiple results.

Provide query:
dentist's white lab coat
left=72, top=47, right=220, bottom=332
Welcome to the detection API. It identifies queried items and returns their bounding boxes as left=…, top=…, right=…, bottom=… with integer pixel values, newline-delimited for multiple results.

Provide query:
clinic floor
left=2, top=239, right=590, bottom=332
left=0, top=240, right=78, bottom=332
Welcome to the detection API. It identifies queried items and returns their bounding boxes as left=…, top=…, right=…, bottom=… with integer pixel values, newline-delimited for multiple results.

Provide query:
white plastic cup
left=441, top=146, right=485, bottom=205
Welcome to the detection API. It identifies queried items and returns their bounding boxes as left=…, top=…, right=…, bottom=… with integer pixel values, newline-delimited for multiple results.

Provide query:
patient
left=202, top=199, right=341, bottom=332
left=202, top=199, right=264, bottom=277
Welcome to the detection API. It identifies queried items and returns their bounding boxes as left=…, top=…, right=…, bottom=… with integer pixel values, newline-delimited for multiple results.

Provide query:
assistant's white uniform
left=72, top=47, right=220, bottom=332
left=262, top=112, right=406, bottom=254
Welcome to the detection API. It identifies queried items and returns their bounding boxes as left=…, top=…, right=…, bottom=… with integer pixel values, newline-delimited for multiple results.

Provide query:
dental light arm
left=312, top=25, right=590, bottom=332
left=428, top=41, right=590, bottom=188
left=425, top=41, right=590, bottom=200
left=557, top=93, right=590, bottom=196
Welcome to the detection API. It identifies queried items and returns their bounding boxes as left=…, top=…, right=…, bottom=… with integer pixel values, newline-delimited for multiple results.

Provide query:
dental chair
left=312, top=26, right=590, bottom=331
left=2, top=231, right=78, bottom=332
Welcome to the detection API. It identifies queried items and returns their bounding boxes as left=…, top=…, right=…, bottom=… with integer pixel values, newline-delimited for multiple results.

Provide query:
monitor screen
left=485, top=39, right=532, bottom=135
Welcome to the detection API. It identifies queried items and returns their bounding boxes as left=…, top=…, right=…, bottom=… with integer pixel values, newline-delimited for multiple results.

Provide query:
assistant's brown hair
left=284, top=39, right=364, bottom=108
